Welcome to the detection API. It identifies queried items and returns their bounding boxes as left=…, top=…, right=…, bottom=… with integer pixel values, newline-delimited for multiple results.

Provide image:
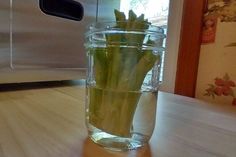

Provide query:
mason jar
left=85, top=21, right=166, bottom=151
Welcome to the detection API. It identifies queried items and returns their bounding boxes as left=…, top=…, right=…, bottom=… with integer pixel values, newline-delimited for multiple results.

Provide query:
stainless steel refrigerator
left=0, top=0, right=119, bottom=83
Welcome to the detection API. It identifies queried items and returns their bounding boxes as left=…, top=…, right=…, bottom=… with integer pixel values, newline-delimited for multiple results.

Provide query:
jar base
left=88, top=124, right=149, bottom=151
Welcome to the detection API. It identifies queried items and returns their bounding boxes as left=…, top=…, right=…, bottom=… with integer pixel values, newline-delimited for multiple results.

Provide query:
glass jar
left=85, top=21, right=166, bottom=151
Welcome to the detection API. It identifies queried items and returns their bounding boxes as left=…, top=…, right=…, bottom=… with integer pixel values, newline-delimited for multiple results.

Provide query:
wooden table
left=0, top=81, right=236, bottom=157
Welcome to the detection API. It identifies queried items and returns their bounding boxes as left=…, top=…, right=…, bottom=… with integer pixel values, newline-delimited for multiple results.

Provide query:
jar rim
left=85, top=21, right=166, bottom=39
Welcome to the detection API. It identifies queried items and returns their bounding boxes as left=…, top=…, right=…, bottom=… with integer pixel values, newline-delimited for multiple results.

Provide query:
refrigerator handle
left=39, top=0, right=84, bottom=21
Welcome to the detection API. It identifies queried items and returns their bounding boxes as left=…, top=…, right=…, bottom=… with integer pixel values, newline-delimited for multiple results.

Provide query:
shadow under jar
left=85, top=21, right=166, bottom=151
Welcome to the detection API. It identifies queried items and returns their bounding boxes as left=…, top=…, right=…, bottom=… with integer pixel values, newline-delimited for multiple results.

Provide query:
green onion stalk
left=87, top=10, right=163, bottom=137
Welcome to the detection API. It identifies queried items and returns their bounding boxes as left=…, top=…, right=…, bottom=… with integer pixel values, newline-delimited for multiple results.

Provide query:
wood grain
left=0, top=81, right=236, bottom=157
left=175, top=0, right=206, bottom=97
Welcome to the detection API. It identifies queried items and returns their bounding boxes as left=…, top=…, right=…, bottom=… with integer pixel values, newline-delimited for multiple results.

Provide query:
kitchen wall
left=196, top=0, right=236, bottom=106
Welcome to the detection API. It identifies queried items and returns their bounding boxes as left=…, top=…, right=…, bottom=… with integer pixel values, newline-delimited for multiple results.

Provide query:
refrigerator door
left=11, top=0, right=97, bottom=69
left=0, top=0, right=123, bottom=83
left=0, top=1, right=10, bottom=69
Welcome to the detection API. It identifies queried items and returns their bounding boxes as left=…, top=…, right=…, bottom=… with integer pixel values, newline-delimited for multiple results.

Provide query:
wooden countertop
left=0, top=81, right=236, bottom=157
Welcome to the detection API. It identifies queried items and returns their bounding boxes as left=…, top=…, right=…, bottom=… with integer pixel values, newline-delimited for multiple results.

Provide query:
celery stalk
left=88, top=10, right=162, bottom=137
left=93, top=47, right=108, bottom=88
